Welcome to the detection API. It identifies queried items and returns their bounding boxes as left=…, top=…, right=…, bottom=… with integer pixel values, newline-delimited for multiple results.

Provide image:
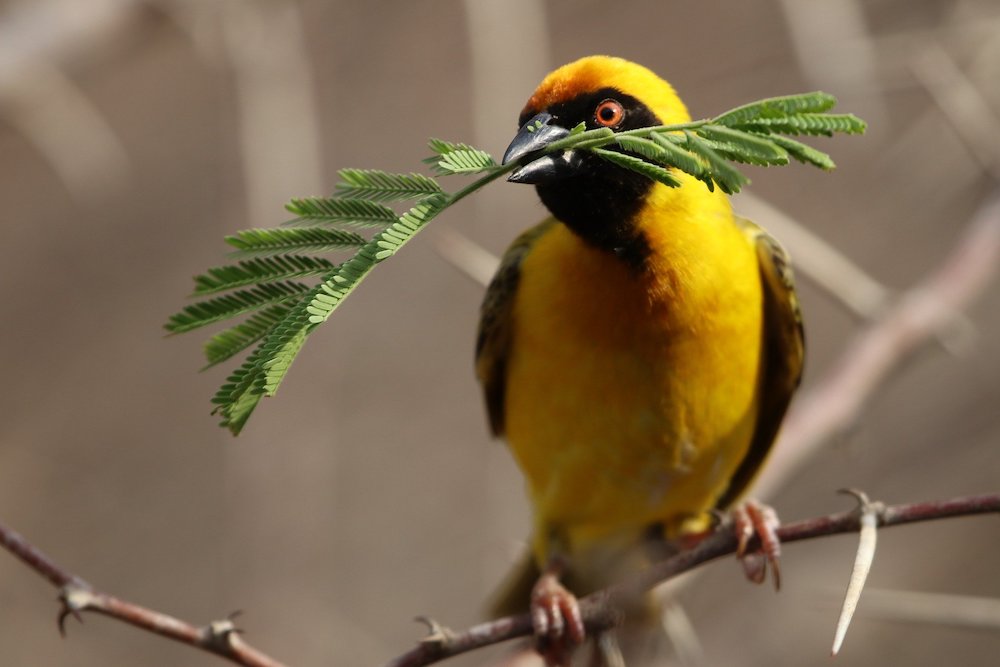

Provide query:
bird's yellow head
left=503, top=56, right=698, bottom=266
left=521, top=56, right=691, bottom=129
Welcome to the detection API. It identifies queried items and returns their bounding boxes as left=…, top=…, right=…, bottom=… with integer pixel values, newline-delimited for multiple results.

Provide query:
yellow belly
left=504, top=206, right=763, bottom=562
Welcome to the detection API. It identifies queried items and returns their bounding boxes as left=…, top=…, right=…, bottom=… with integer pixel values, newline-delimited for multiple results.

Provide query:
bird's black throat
left=535, top=161, right=655, bottom=271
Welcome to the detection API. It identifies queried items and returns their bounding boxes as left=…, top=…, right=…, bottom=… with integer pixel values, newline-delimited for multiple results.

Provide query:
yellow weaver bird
left=476, top=56, right=804, bottom=664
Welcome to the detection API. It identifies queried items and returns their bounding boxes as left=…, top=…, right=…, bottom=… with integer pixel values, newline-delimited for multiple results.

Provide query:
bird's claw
left=732, top=500, right=782, bottom=590
left=531, top=572, right=584, bottom=665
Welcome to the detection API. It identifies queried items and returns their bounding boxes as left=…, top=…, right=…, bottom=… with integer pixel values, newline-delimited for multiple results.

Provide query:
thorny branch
left=3, top=199, right=998, bottom=667
left=4, top=175, right=999, bottom=667
left=0, top=522, right=286, bottom=667
left=386, top=493, right=1000, bottom=667
left=3, top=495, right=997, bottom=667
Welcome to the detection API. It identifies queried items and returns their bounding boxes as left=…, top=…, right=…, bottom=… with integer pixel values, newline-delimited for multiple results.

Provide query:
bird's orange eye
left=594, top=99, right=625, bottom=127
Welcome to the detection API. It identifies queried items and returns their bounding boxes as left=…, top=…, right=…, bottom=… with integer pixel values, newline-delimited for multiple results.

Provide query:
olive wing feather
left=716, top=216, right=805, bottom=509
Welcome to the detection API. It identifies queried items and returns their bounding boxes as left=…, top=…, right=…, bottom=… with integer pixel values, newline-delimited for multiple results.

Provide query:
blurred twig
left=217, top=0, right=324, bottom=228
left=0, top=520, right=286, bottom=667
left=753, top=190, right=1000, bottom=498
left=854, top=589, right=1000, bottom=631
left=911, top=43, right=1000, bottom=182
left=462, top=0, right=551, bottom=156
left=735, top=193, right=890, bottom=318
left=431, top=227, right=500, bottom=287
left=658, top=599, right=704, bottom=666
left=0, top=0, right=140, bottom=200
left=777, top=0, right=886, bottom=124
left=0, top=0, right=141, bottom=85
left=386, top=493, right=1000, bottom=667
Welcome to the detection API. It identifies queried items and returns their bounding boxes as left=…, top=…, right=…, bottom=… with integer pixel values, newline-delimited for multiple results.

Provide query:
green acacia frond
left=335, top=168, right=442, bottom=202
left=284, top=197, right=397, bottom=228
left=225, top=227, right=366, bottom=257
left=262, top=199, right=450, bottom=403
left=172, top=92, right=865, bottom=434
left=192, top=256, right=337, bottom=295
left=166, top=282, right=311, bottom=334
left=695, top=125, right=789, bottom=166
left=578, top=91, right=866, bottom=188
left=211, top=196, right=453, bottom=433
left=591, top=148, right=681, bottom=188
left=712, top=92, right=837, bottom=127
left=202, top=304, right=291, bottom=368
left=580, top=93, right=862, bottom=192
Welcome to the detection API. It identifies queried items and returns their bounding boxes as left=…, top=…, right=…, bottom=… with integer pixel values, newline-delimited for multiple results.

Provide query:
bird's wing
left=476, top=218, right=557, bottom=436
left=716, top=216, right=805, bottom=509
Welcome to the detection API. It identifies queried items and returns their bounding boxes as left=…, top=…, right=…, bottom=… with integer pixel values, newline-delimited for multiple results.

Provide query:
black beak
left=502, top=112, right=583, bottom=184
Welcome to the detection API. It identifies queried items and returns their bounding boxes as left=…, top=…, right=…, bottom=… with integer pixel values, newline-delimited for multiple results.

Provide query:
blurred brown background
left=0, top=0, right=998, bottom=665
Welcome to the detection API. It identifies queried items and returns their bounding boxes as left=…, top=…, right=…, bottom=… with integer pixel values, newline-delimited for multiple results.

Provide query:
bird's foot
left=732, top=499, right=782, bottom=590
left=531, top=570, right=585, bottom=666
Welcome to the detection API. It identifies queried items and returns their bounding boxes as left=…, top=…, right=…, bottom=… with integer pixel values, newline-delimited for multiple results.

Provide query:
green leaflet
left=166, top=282, right=311, bottom=334
left=284, top=197, right=398, bottom=228
left=769, top=135, right=837, bottom=169
left=615, top=135, right=671, bottom=163
left=591, top=148, right=681, bottom=188
left=435, top=149, right=497, bottom=175
left=712, top=91, right=837, bottom=127
left=735, top=113, right=867, bottom=137
left=425, top=138, right=482, bottom=157
left=193, top=256, right=337, bottom=295
left=225, top=227, right=366, bottom=257
left=335, top=168, right=442, bottom=202
left=425, top=139, right=499, bottom=176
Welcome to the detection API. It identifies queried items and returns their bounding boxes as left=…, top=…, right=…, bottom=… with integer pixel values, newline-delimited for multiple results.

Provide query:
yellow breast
left=503, top=178, right=764, bottom=558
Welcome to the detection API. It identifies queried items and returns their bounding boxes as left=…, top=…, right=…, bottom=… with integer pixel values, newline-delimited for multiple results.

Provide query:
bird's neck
left=535, top=166, right=655, bottom=271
